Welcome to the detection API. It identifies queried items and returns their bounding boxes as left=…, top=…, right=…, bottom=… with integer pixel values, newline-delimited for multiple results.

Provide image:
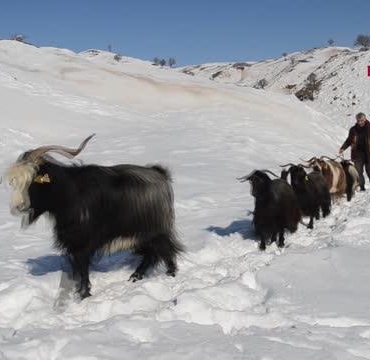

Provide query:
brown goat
left=302, top=156, right=346, bottom=198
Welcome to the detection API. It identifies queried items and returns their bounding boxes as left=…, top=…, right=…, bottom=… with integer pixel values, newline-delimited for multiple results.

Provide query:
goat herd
left=238, top=156, right=359, bottom=251
left=5, top=135, right=360, bottom=299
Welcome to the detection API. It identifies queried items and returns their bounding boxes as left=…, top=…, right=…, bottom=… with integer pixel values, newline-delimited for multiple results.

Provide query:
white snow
left=0, top=40, right=369, bottom=359
left=182, top=46, right=370, bottom=129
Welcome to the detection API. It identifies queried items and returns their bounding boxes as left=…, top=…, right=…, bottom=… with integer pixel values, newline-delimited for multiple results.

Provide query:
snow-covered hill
left=181, top=46, right=370, bottom=128
left=0, top=40, right=369, bottom=359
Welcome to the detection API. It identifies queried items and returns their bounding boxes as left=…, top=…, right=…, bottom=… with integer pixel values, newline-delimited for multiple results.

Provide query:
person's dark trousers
left=354, top=158, right=370, bottom=190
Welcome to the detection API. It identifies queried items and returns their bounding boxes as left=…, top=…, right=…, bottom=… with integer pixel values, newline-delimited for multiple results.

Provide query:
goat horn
left=300, top=156, right=317, bottom=163
left=237, top=175, right=249, bottom=183
left=298, top=163, right=311, bottom=169
left=22, top=134, right=95, bottom=162
left=320, top=155, right=337, bottom=161
left=260, top=169, right=279, bottom=177
left=237, top=169, right=258, bottom=182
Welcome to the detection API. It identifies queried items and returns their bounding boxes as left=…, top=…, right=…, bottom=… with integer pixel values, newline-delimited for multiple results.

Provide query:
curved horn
left=279, top=163, right=296, bottom=168
left=300, top=156, right=317, bottom=163
left=237, top=170, right=257, bottom=182
left=22, top=134, right=95, bottom=162
left=260, top=169, right=279, bottom=178
left=320, top=155, right=337, bottom=161
left=298, top=163, right=311, bottom=169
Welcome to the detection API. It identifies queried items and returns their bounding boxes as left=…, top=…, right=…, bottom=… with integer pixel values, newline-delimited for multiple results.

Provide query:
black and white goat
left=239, top=170, right=301, bottom=250
left=7, top=135, right=183, bottom=299
left=301, top=156, right=346, bottom=198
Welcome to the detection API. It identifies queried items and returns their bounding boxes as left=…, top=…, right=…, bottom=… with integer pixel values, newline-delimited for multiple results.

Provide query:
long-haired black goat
left=239, top=170, right=301, bottom=250
left=281, top=164, right=331, bottom=229
left=7, top=135, right=183, bottom=299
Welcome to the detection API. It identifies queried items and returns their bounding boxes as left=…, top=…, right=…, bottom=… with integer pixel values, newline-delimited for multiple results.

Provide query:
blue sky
left=1, top=0, right=370, bottom=66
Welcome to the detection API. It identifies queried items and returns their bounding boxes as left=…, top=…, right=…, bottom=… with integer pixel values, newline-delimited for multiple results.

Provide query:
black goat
left=7, top=135, right=183, bottom=299
left=281, top=164, right=331, bottom=229
left=340, top=160, right=359, bottom=201
left=239, top=170, right=301, bottom=250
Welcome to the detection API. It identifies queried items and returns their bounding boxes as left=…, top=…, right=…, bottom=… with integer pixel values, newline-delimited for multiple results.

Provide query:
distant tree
left=307, top=73, right=318, bottom=86
left=328, top=38, right=334, bottom=46
left=113, top=53, right=122, bottom=61
left=354, top=34, right=370, bottom=48
left=211, top=71, right=223, bottom=80
left=152, top=57, right=160, bottom=65
left=10, top=33, right=26, bottom=43
left=107, top=44, right=112, bottom=52
left=168, top=57, right=176, bottom=68
left=254, top=78, right=268, bottom=89
left=282, top=52, right=288, bottom=57
left=295, top=72, right=321, bottom=101
left=159, top=58, right=166, bottom=66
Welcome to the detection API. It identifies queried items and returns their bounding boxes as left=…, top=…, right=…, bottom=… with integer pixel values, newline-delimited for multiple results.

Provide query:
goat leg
left=72, top=251, right=91, bottom=299
left=307, top=216, right=314, bottom=229
left=259, top=232, right=268, bottom=251
left=271, top=232, right=277, bottom=244
left=278, top=231, right=285, bottom=248
left=129, top=252, right=153, bottom=282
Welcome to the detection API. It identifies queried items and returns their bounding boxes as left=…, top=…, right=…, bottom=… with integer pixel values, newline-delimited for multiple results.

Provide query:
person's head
left=356, top=112, right=367, bottom=127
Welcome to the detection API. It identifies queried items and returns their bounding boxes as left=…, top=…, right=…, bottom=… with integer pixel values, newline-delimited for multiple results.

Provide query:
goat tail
left=145, top=230, right=185, bottom=272
left=168, top=230, right=185, bottom=255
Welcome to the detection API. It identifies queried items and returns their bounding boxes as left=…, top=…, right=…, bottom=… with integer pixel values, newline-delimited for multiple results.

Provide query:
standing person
left=339, top=112, right=370, bottom=191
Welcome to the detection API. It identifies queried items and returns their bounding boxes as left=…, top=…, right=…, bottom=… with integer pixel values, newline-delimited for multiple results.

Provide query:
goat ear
left=34, top=174, right=51, bottom=184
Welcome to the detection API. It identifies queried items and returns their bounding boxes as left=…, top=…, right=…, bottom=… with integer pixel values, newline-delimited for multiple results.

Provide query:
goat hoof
left=259, top=243, right=266, bottom=251
left=166, top=269, right=176, bottom=277
left=79, top=290, right=91, bottom=299
left=278, top=242, right=284, bottom=248
left=129, top=272, right=143, bottom=282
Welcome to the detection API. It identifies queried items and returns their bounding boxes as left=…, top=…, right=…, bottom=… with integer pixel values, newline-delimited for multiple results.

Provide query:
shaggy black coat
left=242, top=170, right=301, bottom=251
left=27, top=160, right=183, bottom=299
left=282, top=166, right=331, bottom=229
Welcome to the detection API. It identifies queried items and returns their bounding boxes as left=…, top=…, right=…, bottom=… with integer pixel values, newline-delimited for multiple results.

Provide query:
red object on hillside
left=368, top=65, right=370, bottom=76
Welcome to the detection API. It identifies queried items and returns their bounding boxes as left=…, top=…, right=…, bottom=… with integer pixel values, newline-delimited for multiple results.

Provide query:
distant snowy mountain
left=180, top=46, right=370, bottom=127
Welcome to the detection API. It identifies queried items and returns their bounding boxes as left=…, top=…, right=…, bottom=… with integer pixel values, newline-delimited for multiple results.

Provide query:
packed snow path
left=1, top=129, right=370, bottom=359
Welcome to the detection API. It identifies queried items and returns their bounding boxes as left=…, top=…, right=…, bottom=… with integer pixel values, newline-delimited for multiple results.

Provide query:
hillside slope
left=181, top=46, right=370, bottom=128
left=0, top=41, right=368, bottom=359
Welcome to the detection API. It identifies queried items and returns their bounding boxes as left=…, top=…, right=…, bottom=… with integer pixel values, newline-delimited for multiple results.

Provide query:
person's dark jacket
left=340, top=120, right=370, bottom=161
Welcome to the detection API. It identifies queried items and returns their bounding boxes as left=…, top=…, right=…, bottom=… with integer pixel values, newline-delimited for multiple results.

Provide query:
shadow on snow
left=26, top=251, right=140, bottom=276
left=206, top=218, right=256, bottom=242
